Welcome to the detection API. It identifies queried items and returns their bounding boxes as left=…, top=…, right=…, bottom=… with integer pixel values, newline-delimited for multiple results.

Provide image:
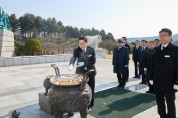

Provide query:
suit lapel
left=86, top=46, right=90, bottom=54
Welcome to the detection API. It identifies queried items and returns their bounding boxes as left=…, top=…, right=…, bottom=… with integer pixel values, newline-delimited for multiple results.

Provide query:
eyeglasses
left=158, top=34, right=170, bottom=38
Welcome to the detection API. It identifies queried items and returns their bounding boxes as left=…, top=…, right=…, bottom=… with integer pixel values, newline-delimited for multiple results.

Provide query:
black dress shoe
left=120, top=85, right=125, bottom=89
left=139, top=82, right=145, bottom=84
left=117, top=84, right=123, bottom=87
left=146, top=90, right=155, bottom=94
left=68, top=112, right=74, bottom=117
left=144, top=82, right=148, bottom=85
left=146, top=91, right=152, bottom=93
left=133, top=76, right=138, bottom=78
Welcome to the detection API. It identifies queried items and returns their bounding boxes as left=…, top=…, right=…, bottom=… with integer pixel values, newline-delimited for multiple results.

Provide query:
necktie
left=161, top=46, right=166, bottom=50
left=82, top=50, right=85, bottom=54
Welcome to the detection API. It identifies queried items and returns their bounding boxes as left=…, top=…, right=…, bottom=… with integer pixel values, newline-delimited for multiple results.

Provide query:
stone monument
left=0, top=7, right=15, bottom=57
left=86, top=35, right=106, bottom=58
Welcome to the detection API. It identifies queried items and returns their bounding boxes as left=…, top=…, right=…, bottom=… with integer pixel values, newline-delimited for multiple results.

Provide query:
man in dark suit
left=122, top=37, right=131, bottom=53
left=150, top=28, right=178, bottom=118
left=154, top=39, right=160, bottom=46
left=132, top=40, right=141, bottom=78
left=144, top=41, right=156, bottom=94
left=138, top=39, right=148, bottom=84
left=68, top=36, right=96, bottom=111
left=112, top=39, right=129, bottom=88
left=122, top=37, right=130, bottom=81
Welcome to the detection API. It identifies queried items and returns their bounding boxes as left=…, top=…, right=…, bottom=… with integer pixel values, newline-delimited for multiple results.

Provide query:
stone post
left=0, top=29, right=15, bottom=57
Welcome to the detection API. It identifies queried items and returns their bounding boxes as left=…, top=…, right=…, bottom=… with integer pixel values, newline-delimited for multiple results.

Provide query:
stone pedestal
left=0, top=29, right=15, bottom=57
left=38, top=93, right=53, bottom=115
left=95, top=48, right=106, bottom=59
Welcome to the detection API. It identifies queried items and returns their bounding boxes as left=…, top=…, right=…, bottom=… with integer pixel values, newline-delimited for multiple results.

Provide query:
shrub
left=25, top=39, right=42, bottom=55
left=14, top=40, right=25, bottom=56
left=99, top=39, right=117, bottom=53
left=129, top=43, right=135, bottom=54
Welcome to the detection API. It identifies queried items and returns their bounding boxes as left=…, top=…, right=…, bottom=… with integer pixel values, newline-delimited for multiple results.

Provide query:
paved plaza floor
left=0, top=59, right=178, bottom=118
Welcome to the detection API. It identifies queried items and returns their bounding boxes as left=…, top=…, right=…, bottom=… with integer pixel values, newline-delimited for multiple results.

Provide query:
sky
left=1, top=0, right=178, bottom=39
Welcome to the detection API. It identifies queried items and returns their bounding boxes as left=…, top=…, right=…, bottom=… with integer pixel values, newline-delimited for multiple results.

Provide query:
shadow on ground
left=90, top=87, right=156, bottom=118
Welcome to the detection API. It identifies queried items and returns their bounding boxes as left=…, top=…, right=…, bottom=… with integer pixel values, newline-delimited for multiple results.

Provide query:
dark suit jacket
left=70, top=46, right=96, bottom=75
left=138, top=47, right=149, bottom=67
left=124, top=43, right=130, bottom=53
left=150, top=43, right=178, bottom=92
left=112, top=46, right=129, bottom=73
left=144, top=48, right=155, bottom=80
left=132, top=46, right=141, bottom=63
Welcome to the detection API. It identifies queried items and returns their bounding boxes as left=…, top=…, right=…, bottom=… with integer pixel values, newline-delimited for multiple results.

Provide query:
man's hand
left=68, top=64, right=73, bottom=71
left=144, top=68, right=147, bottom=71
left=173, top=85, right=178, bottom=90
left=77, top=62, right=84, bottom=67
left=149, top=80, right=153, bottom=85
left=137, top=62, right=139, bottom=65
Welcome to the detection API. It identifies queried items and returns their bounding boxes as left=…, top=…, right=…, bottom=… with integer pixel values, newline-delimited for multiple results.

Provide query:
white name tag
left=88, top=55, right=92, bottom=57
left=165, top=55, right=170, bottom=58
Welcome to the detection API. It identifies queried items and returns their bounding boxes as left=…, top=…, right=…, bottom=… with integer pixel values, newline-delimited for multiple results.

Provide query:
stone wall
left=0, top=54, right=72, bottom=67
left=0, top=49, right=105, bottom=67
left=0, top=30, right=15, bottom=57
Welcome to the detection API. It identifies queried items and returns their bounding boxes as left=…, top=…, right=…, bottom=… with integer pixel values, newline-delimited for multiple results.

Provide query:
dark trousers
left=146, top=70, right=154, bottom=92
left=88, top=74, right=95, bottom=108
left=117, top=71, right=127, bottom=86
left=155, top=90, right=176, bottom=118
left=139, top=64, right=146, bottom=83
left=134, top=61, right=139, bottom=77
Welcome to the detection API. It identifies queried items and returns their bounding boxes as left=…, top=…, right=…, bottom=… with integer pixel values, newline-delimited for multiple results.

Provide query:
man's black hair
left=141, top=39, right=147, bottom=43
left=122, top=37, right=127, bottom=40
left=78, top=35, right=87, bottom=42
left=159, top=28, right=172, bottom=36
left=154, top=39, right=159, bottom=41
left=149, top=41, right=156, bottom=44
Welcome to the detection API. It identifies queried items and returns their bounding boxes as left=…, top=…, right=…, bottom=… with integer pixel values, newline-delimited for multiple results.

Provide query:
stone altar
left=39, top=64, right=92, bottom=118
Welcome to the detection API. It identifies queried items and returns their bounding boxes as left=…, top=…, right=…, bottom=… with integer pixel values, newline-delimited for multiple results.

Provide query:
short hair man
left=121, top=37, right=130, bottom=53
left=138, top=40, right=148, bottom=84
left=154, top=39, right=160, bottom=46
left=112, top=39, right=129, bottom=88
left=121, top=36, right=130, bottom=81
left=144, top=41, right=156, bottom=94
left=132, top=40, right=141, bottom=78
left=150, top=28, right=178, bottom=118
left=68, top=35, right=96, bottom=111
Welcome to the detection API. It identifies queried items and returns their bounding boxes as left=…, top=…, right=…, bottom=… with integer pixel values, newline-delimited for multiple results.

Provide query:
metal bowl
left=50, top=74, right=83, bottom=86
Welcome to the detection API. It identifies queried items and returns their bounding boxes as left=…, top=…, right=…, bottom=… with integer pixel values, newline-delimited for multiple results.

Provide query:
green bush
left=25, top=39, right=42, bottom=55
left=14, top=41, right=25, bottom=56
left=99, top=40, right=117, bottom=53
left=129, top=43, right=135, bottom=54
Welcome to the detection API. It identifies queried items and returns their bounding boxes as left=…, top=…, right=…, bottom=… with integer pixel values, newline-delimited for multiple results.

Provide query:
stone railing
left=0, top=54, right=72, bottom=67
left=0, top=51, right=105, bottom=67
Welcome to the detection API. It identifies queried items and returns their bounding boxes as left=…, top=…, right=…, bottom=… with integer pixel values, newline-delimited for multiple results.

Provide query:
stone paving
left=0, top=59, right=178, bottom=118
